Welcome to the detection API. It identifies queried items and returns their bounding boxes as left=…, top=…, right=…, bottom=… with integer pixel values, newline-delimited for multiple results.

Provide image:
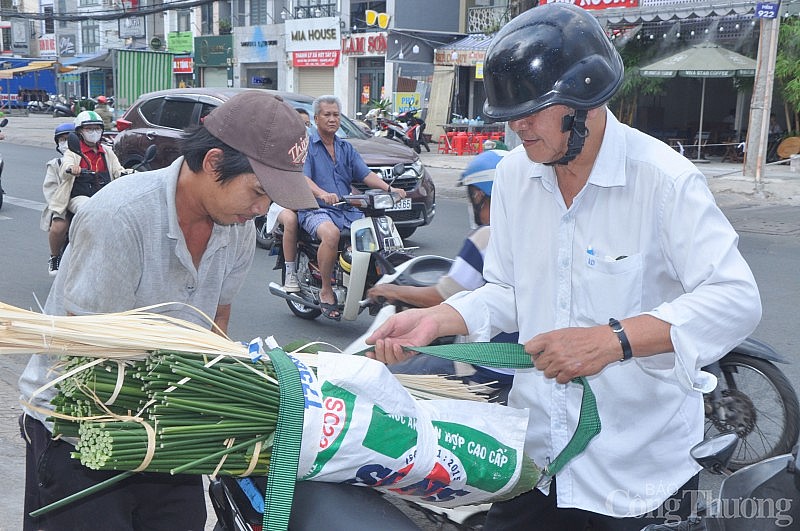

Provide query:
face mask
left=82, top=130, right=102, bottom=144
left=57, top=140, right=68, bottom=153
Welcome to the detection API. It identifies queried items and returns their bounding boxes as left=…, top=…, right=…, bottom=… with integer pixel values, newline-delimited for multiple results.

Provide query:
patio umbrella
left=640, top=43, right=756, bottom=161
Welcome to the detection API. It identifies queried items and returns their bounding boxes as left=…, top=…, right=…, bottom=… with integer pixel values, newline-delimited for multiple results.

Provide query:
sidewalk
left=419, top=147, right=800, bottom=207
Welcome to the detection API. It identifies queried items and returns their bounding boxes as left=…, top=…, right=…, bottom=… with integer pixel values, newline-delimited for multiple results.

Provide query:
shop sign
left=235, top=26, right=279, bottom=63
left=173, top=56, right=194, bottom=74
left=393, top=92, right=420, bottom=114
left=285, top=17, right=340, bottom=52
left=475, top=61, right=484, bottom=80
left=119, top=16, right=146, bottom=39
left=341, top=32, right=388, bottom=56
left=59, top=34, right=76, bottom=57
left=292, top=50, right=340, bottom=68
left=39, top=34, right=57, bottom=57
left=194, top=35, right=234, bottom=67
left=434, top=48, right=485, bottom=66
left=538, top=0, right=639, bottom=9
left=168, top=31, right=193, bottom=54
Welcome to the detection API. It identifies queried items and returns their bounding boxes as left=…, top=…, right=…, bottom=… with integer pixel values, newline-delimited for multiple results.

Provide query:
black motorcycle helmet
left=482, top=3, right=624, bottom=164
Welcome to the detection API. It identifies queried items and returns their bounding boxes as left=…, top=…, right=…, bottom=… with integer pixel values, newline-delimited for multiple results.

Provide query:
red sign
left=341, top=33, right=388, bottom=56
left=39, top=35, right=57, bottom=56
left=172, top=56, right=194, bottom=74
left=292, top=50, right=340, bottom=68
left=539, top=0, right=639, bottom=9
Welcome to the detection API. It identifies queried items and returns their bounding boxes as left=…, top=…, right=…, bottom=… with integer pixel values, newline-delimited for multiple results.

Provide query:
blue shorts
left=299, top=207, right=362, bottom=237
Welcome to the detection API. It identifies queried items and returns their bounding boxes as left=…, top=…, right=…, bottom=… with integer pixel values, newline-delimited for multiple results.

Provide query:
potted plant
left=218, top=19, right=232, bottom=35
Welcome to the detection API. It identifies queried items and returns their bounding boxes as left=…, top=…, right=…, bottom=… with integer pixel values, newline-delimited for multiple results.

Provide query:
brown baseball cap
left=203, top=91, right=318, bottom=210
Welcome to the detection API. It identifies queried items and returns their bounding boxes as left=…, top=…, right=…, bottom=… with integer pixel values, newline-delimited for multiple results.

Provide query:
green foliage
left=609, top=38, right=666, bottom=125
left=776, top=17, right=800, bottom=120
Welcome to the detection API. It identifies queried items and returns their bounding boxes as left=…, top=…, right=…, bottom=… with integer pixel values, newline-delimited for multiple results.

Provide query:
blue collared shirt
left=298, top=131, right=372, bottom=227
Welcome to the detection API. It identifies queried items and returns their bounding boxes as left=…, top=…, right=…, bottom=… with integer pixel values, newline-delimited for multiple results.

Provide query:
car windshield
left=288, top=100, right=370, bottom=140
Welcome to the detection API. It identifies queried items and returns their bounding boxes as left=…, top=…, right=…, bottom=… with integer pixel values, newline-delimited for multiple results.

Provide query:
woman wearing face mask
left=62, top=111, right=128, bottom=213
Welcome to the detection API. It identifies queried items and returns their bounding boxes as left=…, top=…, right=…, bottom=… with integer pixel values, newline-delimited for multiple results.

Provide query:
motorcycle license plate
left=387, top=198, right=412, bottom=211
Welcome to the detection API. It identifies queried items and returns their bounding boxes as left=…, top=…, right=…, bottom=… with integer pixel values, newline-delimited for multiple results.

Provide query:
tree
left=609, top=38, right=665, bottom=127
left=775, top=17, right=800, bottom=133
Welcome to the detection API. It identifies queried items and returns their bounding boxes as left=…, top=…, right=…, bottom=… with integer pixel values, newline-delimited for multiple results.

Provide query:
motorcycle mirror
left=67, top=131, right=82, bottom=155
left=0, top=118, right=7, bottom=128
left=391, top=163, right=405, bottom=177
left=142, top=144, right=158, bottom=165
left=690, top=432, right=738, bottom=475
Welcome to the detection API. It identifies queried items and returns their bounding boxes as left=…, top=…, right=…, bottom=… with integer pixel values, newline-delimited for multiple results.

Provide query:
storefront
left=168, top=31, right=194, bottom=88
left=193, top=35, right=233, bottom=88
left=433, top=33, right=492, bottom=123
left=340, top=31, right=389, bottom=117
left=234, top=26, right=281, bottom=91
left=284, top=17, right=340, bottom=97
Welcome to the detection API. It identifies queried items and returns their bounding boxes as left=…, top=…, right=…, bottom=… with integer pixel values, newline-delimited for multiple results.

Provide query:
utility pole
left=744, top=5, right=782, bottom=192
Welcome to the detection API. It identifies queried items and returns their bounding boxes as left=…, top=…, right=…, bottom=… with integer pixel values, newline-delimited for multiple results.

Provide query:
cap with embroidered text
left=203, top=91, right=317, bottom=210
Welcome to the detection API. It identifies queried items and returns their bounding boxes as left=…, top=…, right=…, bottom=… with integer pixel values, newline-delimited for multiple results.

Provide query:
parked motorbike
left=27, top=98, right=50, bottom=114
left=267, top=164, right=414, bottom=322
left=50, top=94, right=75, bottom=117
left=375, top=110, right=430, bottom=154
left=641, top=432, right=800, bottom=530
left=396, top=109, right=430, bottom=154
left=0, top=118, right=7, bottom=210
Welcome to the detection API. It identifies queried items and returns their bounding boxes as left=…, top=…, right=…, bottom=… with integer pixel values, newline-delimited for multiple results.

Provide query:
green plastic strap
left=357, top=342, right=601, bottom=477
left=262, top=348, right=305, bottom=531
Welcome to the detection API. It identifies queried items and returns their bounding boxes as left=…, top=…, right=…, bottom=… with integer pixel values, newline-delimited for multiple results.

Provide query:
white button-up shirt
left=446, top=110, right=761, bottom=516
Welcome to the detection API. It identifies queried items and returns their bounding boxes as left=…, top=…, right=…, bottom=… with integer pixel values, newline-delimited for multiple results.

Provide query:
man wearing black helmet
left=367, top=3, right=761, bottom=529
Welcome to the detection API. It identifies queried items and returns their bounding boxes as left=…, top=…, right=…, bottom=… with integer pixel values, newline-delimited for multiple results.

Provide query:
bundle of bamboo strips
left=53, top=352, right=278, bottom=476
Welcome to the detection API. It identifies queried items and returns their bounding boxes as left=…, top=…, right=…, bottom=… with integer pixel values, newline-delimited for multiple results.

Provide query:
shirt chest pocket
left=576, top=253, right=643, bottom=324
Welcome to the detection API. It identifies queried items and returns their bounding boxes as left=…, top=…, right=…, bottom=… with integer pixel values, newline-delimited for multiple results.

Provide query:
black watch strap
left=608, top=318, right=633, bottom=362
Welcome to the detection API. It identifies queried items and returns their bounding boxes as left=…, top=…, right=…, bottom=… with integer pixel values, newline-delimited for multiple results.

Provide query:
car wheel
left=397, top=226, right=416, bottom=239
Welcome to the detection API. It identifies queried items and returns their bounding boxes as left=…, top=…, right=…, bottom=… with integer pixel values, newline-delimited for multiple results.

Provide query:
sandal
left=320, top=301, right=342, bottom=321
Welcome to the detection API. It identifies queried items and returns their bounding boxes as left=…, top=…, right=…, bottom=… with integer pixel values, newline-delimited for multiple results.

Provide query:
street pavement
left=2, top=111, right=800, bottom=206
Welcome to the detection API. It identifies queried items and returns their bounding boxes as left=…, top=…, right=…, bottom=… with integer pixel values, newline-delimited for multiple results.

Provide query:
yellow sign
left=393, top=92, right=420, bottom=114
left=365, top=10, right=390, bottom=29
left=476, top=61, right=484, bottom=79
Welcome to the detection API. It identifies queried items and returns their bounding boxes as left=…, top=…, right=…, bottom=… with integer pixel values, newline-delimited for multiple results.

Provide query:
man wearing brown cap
left=18, top=91, right=318, bottom=530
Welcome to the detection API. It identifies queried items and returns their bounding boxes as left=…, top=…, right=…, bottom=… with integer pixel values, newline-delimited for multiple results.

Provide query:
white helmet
left=74, top=110, right=105, bottom=130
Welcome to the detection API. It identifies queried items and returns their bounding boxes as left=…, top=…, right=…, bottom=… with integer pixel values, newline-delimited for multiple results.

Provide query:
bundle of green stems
left=52, top=351, right=278, bottom=477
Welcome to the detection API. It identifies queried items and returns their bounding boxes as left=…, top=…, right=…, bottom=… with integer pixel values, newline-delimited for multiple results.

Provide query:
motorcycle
left=375, top=110, right=430, bottom=154
left=641, top=432, right=800, bottom=530
left=395, top=109, right=430, bottom=154
left=209, top=475, right=422, bottom=531
left=27, top=98, right=50, bottom=114
left=50, top=94, right=75, bottom=117
left=0, top=118, right=7, bottom=210
left=267, top=164, right=414, bottom=322
left=703, top=340, right=799, bottom=469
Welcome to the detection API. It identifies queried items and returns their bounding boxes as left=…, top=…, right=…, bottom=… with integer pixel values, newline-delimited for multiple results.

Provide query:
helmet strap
left=546, top=109, right=589, bottom=166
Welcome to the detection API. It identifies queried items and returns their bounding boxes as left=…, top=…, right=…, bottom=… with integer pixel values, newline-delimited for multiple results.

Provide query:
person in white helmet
left=367, top=4, right=761, bottom=529
left=60, top=110, right=128, bottom=214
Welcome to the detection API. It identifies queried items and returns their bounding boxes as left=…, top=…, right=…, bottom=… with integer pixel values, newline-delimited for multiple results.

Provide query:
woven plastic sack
left=297, top=353, right=537, bottom=507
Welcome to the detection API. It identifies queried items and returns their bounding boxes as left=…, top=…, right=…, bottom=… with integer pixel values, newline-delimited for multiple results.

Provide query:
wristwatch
left=608, top=318, right=633, bottom=362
